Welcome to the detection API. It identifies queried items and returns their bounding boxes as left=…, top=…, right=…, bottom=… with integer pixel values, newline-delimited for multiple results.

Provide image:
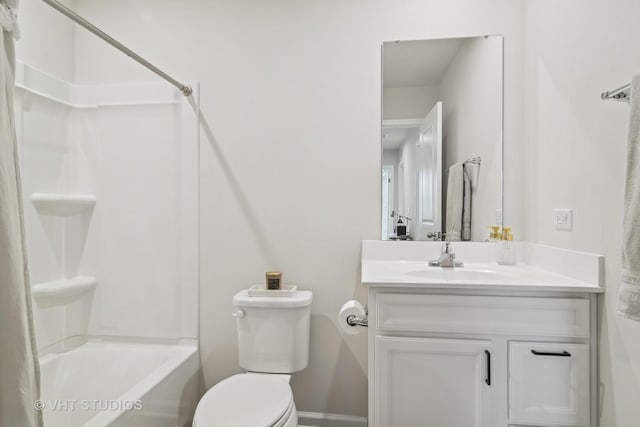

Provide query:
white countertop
left=362, top=260, right=602, bottom=292
left=361, top=241, right=604, bottom=293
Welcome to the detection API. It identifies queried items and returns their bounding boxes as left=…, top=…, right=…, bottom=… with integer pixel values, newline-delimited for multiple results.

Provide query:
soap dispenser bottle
left=487, top=226, right=502, bottom=242
left=395, top=217, right=406, bottom=237
left=496, top=227, right=516, bottom=265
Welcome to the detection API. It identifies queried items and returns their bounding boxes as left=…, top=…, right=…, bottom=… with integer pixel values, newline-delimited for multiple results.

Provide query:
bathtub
left=39, top=339, right=200, bottom=427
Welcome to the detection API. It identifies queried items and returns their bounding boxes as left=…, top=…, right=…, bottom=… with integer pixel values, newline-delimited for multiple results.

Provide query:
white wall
left=17, top=0, right=75, bottom=81
left=70, top=0, right=525, bottom=416
left=440, top=36, right=503, bottom=240
left=522, top=0, right=640, bottom=425
left=382, top=85, right=440, bottom=120
left=381, top=149, right=399, bottom=168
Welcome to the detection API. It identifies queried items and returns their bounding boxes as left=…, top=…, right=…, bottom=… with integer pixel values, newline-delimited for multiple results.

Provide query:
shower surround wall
left=73, top=95, right=198, bottom=340
left=16, top=76, right=199, bottom=349
left=16, top=0, right=78, bottom=350
left=15, top=3, right=199, bottom=426
left=15, top=0, right=199, bottom=350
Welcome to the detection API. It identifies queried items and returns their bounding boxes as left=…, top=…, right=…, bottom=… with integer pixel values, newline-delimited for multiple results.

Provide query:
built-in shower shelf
left=31, top=193, right=96, bottom=216
left=32, top=276, right=97, bottom=303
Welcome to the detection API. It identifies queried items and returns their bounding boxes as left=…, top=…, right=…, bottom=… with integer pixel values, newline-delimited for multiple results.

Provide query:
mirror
left=381, top=35, right=503, bottom=241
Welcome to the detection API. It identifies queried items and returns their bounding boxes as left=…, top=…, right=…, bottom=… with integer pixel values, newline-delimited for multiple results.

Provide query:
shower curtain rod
left=41, top=0, right=192, bottom=96
left=601, top=83, right=631, bottom=103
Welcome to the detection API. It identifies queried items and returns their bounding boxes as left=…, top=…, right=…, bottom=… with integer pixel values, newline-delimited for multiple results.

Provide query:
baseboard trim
left=297, top=411, right=367, bottom=427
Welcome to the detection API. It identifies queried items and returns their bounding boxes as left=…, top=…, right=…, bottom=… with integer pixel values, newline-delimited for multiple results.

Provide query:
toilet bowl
left=193, top=289, right=312, bottom=427
left=193, top=374, right=297, bottom=427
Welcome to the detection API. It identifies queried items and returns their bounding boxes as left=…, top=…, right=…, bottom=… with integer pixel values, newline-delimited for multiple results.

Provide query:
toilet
left=193, top=289, right=313, bottom=427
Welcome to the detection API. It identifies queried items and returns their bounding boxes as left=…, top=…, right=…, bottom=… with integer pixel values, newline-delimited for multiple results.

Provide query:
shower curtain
left=0, top=1, right=42, bottom=426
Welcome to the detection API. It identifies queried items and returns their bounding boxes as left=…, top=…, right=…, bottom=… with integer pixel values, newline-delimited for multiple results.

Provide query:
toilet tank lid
left=233, top=290, right=313, bottom=308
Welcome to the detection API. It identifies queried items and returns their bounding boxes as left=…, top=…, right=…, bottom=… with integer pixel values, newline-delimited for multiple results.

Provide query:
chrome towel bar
left=602, top=83, right=631, bottom=103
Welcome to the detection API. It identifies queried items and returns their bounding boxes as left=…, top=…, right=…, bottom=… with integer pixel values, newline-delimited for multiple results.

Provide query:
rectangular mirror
left=381, top=35, right=503, bottom=241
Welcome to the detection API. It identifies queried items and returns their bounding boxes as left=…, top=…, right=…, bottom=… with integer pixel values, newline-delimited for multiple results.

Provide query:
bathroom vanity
left=361, top=240, right=603, bottom=427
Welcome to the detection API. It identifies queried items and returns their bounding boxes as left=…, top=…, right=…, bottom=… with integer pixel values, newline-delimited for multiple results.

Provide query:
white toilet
left=193, top=289, right=313, bottom=427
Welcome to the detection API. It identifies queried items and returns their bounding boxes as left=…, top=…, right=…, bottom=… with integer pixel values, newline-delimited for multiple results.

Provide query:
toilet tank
left=233, top=290, right=313, bottom=374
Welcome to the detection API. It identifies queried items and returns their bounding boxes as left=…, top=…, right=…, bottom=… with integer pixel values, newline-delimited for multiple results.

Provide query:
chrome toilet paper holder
left=346, top=305, right=368, bottom=327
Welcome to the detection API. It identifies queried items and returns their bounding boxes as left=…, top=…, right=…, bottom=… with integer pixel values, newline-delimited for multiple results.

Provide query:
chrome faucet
left=426, top=231, right=446, bottom=241
left=428, top=242, right=464, bottom=268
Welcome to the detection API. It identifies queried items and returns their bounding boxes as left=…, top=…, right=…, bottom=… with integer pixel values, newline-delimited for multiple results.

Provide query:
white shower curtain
left=0, top=1, right=42, bottom=426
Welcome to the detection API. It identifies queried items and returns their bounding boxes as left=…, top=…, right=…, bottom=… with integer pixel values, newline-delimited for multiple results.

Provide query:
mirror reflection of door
left=382, top=120, right=419, bottom=239
left=415, top=102, right=443, bottom=240
left=397, top=161, right=405, bottom=223
left=381, top=165, right=394, bottom=239
left=381, top=102, right=442, bottom=241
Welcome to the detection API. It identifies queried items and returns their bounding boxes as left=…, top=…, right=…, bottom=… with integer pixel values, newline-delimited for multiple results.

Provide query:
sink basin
left=405, top=268, right=510, bottom=281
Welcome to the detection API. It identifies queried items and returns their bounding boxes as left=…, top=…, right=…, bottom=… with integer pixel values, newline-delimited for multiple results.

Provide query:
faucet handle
left=430, top=241, right=463, bottom=268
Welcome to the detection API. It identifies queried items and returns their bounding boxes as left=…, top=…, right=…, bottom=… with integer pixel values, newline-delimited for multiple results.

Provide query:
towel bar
left=601, top=83, right=631, bottom=102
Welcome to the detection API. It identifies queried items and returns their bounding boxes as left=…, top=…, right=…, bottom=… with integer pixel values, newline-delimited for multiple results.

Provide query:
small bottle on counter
left=487, top=226, right=502, bottom=241
left=265, top=271, right=282, bottom=290
left=496, top=227, right=516, bottom=265
left=395, top=217, right=407, bottom=238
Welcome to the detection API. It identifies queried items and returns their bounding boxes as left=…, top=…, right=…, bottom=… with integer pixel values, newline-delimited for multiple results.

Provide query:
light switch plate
left=554, top=209, right=573, bottom=231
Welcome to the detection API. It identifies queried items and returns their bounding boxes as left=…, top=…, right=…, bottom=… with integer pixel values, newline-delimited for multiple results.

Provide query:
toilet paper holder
left=346, top=305, right=368, bottom=327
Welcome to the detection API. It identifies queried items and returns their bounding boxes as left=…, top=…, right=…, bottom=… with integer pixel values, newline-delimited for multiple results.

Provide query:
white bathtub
left=39, top=339, right=200, bottom=427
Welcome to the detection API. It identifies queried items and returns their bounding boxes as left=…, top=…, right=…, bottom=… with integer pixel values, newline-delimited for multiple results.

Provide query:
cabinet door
left=375, top=336, right=494, bottom=427
left=509, top=341, right=589, bottom=426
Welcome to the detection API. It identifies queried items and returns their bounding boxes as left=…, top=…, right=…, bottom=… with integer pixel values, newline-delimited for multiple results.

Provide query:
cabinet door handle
left=531, top=349, right=571, bottom=357
left=485, top=350, right=491, bottom=386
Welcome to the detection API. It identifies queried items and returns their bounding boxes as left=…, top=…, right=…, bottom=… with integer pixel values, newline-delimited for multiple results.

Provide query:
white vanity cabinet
left=367, top=290, right=598, bottom=427
left=509, top=341, right=591, bottom=426
left=375, top=336, right=495, bottom=426
left=361, top=240, right=604, bottom=427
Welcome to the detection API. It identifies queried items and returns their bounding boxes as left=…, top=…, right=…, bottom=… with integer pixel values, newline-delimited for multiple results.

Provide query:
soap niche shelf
left=32, top=276, right=97, bottom=306
left=30, top=192, right=98, bottom=305
left=31, top=193, right=96, bottom=216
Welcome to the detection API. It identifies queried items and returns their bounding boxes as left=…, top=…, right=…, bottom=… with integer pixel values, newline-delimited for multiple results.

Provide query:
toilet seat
left=193, top=374, right=295, bottom=427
